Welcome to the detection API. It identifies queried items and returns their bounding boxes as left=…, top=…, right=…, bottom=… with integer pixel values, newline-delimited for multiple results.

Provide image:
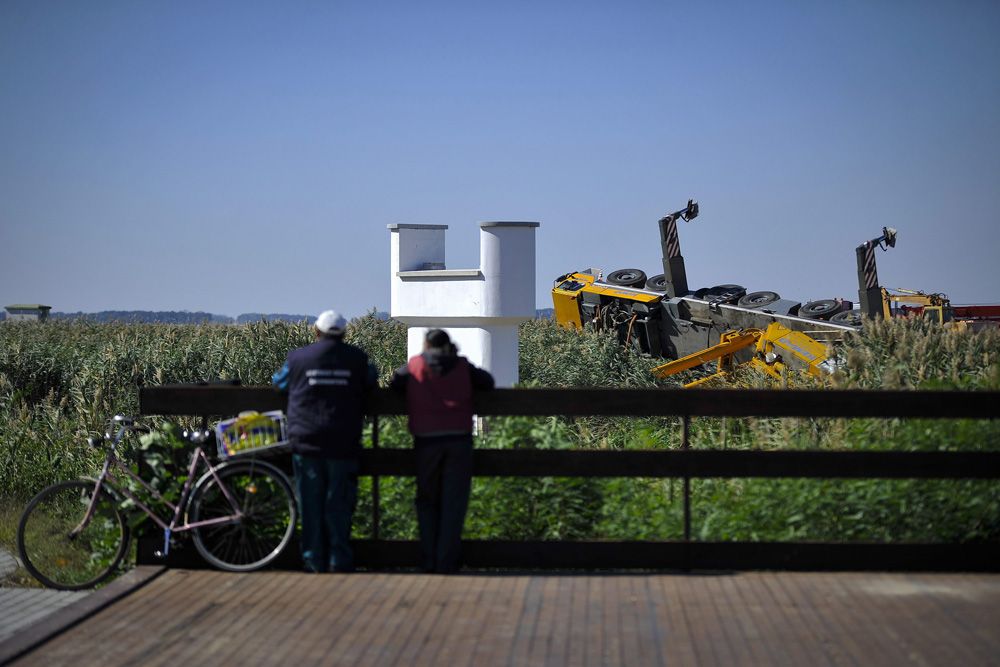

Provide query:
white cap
left=314, top=310, right=347, bottom=335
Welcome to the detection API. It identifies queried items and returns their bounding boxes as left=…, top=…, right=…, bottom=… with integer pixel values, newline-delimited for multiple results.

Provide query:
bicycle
left=17, top=415, right=297, bottom=590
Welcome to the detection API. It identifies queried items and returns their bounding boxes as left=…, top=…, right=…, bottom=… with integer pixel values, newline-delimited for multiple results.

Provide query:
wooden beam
left=140, top=385, right=1000, bottom=419
left=358, top=449, right=1000, bottom=479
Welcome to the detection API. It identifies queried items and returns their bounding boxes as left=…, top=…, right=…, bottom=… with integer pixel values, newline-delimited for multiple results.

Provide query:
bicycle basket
left=215, top=410, right=288, bottom=458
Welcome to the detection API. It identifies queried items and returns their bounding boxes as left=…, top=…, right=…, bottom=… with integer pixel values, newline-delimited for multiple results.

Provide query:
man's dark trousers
left=414, top=436, right=473, bottom=573
left=293, top=454, right=358, bottom=572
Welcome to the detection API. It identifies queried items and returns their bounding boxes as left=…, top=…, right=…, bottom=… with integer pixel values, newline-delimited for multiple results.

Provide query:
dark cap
left=425, top=329, right=451, bottom=349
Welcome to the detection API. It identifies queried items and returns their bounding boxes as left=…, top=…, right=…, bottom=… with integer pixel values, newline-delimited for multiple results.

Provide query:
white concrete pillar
left=388, top=221, right=539, bottom=387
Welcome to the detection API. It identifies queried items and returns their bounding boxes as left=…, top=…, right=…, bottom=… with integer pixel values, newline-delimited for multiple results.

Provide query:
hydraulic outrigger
left=651, top=322, right=833, bottom=387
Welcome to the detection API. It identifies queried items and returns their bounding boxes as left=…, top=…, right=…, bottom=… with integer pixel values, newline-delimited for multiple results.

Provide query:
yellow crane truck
left=551, top=200, right=856, bottom=384
left=852, top=226, right=1000, bottom=329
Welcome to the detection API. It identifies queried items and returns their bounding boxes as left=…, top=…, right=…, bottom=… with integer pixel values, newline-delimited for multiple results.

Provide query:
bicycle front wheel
left=188, top=460, right=296, bottom=572
left=17, top=480, right=129, bottom=590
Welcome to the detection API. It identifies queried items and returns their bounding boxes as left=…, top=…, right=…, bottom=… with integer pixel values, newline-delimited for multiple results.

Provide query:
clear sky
left=2, top=1, right=998, bottom=317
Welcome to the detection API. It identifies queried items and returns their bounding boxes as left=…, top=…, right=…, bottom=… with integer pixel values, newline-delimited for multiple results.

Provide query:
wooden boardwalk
left=9, top=568, right=1000, bottom=666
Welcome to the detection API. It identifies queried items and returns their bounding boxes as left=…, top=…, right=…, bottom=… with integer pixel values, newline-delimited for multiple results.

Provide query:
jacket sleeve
left=388, top=363, right=410, bottom=393
left=272, top=361, right=290, bottom=392
left=470, top=365, right=495, bottom=391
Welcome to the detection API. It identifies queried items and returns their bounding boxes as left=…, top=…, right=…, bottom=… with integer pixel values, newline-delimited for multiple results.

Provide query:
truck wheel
left=645, top=274, right=668, bottom=292
left=738, top=291, right=781, bottom=308
left=607, top=269, right=647, bottom=288
left=698, top=284, right=746, bottom=302
left=800, top=299, right=842, bottom=320
left=831, top=309, right=863, bottom=327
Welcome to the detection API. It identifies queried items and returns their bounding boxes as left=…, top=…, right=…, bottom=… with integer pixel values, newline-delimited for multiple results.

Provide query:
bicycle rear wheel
left=17, top=480, right=129, bottom=590
left=188, top=460, right=296, bottom=572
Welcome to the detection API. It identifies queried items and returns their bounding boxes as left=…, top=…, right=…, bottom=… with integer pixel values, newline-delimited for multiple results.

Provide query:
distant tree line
left=48, top=311, right=317, bottom=324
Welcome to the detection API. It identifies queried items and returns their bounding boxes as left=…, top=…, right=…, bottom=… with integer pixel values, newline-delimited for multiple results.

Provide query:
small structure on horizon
left=388, top=221, right=540, bottom=387
left=4, top=304, right=51, bottom=323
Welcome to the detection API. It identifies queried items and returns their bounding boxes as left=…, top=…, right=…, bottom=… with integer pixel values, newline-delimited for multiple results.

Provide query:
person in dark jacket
left=389, top=329, right=494, bottom=573
left=273, top=310, right=376, bottom=573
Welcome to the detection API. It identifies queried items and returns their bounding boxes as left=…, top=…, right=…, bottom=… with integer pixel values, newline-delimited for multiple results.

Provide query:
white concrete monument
left=388, top=221, right=540, bottom=387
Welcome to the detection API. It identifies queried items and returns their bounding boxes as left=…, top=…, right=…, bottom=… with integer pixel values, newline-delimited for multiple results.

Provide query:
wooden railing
left=139, top=385, right=1000, bottom=571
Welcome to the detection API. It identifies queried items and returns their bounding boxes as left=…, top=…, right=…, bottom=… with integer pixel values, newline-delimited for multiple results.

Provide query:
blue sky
left=2, top=1, right=998, bottom=317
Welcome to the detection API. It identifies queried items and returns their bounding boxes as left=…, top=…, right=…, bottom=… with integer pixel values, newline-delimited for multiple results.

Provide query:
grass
left=1, top=315, right=998, bottom=587
left=1, top=498, right=38, bottom=587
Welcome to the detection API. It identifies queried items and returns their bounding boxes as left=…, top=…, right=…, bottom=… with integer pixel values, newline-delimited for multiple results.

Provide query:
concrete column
left=388, top=221, right=539, bottom=388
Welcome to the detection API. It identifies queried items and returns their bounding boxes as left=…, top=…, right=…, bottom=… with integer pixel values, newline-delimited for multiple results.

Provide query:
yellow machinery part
left=651, top=329, right=761, bottom=379
left=552, top=272, right=661, bottom=331
left=583, top=283, right=662, bottom=304
left=552, top=273, right=595, bottom=330
left=652, top=322, right=831, bottom=387
left=880, top=287, right=950, bottom=319
left=755, top=322, right=830, bottom=377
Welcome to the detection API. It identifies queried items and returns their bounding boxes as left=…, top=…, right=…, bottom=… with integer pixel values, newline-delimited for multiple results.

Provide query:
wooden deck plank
left=796, top=572, right=860, bottom=666
left=507, top=575, right=542, bottom=666
left=430, top=575, right=490, bottom=666
left=360, top=573, right=432, bottom=667
left=739, top=572, right=814, bottom=666
left=305, top=572, right=387, bottom=665
left=601, top=575, right=624, bottom=666
left=907, top=573, right=1000, bottom=663
left=244, top=572, right=336, bottom=665
left=677, top=575, right=725, bottom=666
left=818, top=571, right=905, bottom=666
left=764, top=571, right=839, bottom=665
left=333, top=574, right=409, bottom=666
left=223, top=571, right=335, bottom=666
left=648, top=573, right=693, bottom=666
left=617, top=577, right=643, bottom=666
left=866, top=572, right=986, bottom=665
left=450, top=575, right=498, bottom=667
left=17, top=568, right=181, bottom=666
left=544, top=575, right=574, bottom=666
left=368, top=574, right=438, bottom=666
left=857, top=572, right=935, bottom=663
left=469, top=573, right=527, bottom=667
left=524, top=575, right=559, bottom=666
left=564, top=575, right=589, bottom=667
left=701, top=574, right=748, bottom=665
left=11, top=571, right=1000, bottom=666
left=389, top=574, right=452, bottom=666
left=144, top=570, right=288, bottom=667
left=149, top=571, right=272, bottom=666
left=583, top=575, right=604, bottom=667
left=321, top=574, right=398, bottom=664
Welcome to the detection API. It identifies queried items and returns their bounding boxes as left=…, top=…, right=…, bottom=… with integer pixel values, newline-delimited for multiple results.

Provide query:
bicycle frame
left=73, top=424, right=248, bottom=555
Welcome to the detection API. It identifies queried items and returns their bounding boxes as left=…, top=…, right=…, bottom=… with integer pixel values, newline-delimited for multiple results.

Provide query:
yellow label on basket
left=221, top=413, right=281, bottom=453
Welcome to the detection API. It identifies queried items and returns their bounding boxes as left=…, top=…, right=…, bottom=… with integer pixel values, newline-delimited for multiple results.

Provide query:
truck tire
left=831, top=309, right=863, bottom=327
left=738, top=291, right=781, bottom=308
left=607, top=269, right=647, bottom=288
left=645, top=274, right=668, bottom=292
left=800, top=299, right=842, bottom=320
left=695, top=284, right=746, bottom=302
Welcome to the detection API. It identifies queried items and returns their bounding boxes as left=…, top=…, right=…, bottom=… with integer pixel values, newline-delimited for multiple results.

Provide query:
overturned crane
left=551, top=199, right=856, bottom=384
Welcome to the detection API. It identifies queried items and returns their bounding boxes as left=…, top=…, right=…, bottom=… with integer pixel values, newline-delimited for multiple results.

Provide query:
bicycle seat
left=113, top=415, right=135, bottom=427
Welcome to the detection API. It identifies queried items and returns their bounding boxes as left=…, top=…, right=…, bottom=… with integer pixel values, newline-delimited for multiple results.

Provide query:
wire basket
left=216, top=410, right=288, bottom=458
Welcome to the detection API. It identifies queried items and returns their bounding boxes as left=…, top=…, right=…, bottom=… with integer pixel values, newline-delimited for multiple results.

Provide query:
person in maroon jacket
left=390, top=329, right=494, bottom=573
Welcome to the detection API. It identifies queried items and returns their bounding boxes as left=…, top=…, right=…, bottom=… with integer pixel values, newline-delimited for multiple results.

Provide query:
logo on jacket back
left=306, top=369, right=353, bottom=386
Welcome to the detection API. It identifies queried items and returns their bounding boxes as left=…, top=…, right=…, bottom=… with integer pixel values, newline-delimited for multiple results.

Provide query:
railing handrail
left=135, top=384, right=1000, bottom=571
left=140, top=385, right=1000, bottom=420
